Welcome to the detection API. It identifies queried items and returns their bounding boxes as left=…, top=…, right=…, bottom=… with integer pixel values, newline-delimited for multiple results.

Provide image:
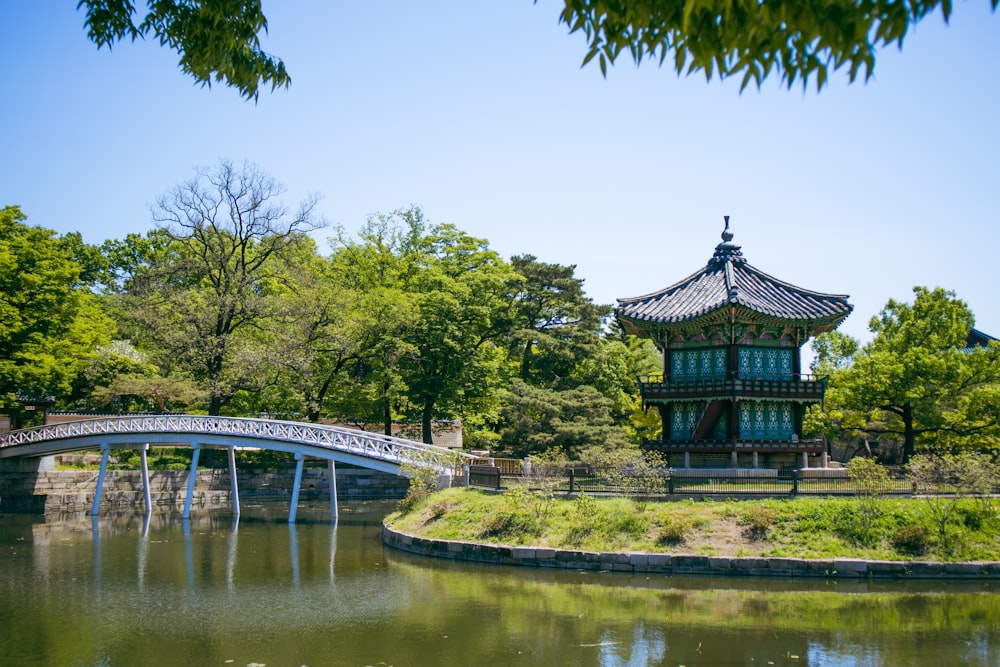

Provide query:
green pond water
left=1, top=501, right=998, bottom=667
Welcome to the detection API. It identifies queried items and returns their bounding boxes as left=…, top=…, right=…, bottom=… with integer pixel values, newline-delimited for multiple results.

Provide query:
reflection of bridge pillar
left=182, top=445, right=201, bottom=519
left=91, top=443, right=110, bottom=516
left=139, top=443, right=152, bottom=513
left=228, top=447, right=240, bottom=516
left=289, top=453, right=305, bottom=523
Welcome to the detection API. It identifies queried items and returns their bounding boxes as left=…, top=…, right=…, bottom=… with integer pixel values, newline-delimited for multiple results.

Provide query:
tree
left=398, top=222, right=519, bottom=443
left=498, top=379, right=631, bottom=459
left=556, top=0, right=996, bottom=90
left=507, top=255, right=606, bottom=385
left=77, top=0, right=289, bottom=101
left=834, top=287, right=1000, bottom=462
left=0, top=206, right=113, bottom=424
left=112, top=161, right=324, bottom=415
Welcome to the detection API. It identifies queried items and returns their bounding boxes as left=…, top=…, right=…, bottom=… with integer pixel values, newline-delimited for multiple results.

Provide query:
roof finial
left=721, top=215, right=733, bottom=242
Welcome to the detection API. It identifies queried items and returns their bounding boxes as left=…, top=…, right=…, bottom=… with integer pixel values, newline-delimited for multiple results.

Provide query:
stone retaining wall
left=382, top=525, right=1000, bottom=580
left=0, top=462, right=410, bottom=513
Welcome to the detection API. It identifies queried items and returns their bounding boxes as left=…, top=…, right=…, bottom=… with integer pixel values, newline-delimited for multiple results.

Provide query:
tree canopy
left=557, top=0, right=997, bottom=90
left=76, top=1, right=993, bottom=99
left=812, top=287, right=1000, bottom=462
left=0, top=206, right=112, bottom=425
left=77, top=0, right=289, bottom=100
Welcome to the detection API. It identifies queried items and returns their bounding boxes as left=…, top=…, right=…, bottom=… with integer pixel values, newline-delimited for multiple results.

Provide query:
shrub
left=740, top=505, right=777, bottom=540
left=893, top=524, right=930, bottom=556
left=657, top=515, right=690, bottom=546
left=479, top=486, right=550, bottom=541
left=397, top=476, right=433, bottom=515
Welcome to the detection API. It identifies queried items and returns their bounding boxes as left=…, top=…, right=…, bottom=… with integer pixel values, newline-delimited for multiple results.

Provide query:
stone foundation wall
left=382, top=525, right=1000, bottom=580
left=0, top=460, right=410, bottom=513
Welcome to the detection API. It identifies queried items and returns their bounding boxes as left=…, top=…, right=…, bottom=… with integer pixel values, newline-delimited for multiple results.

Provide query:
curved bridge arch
left=0, top=416, right=473, bottom=520
left=0, top=415, right=469, bottom=475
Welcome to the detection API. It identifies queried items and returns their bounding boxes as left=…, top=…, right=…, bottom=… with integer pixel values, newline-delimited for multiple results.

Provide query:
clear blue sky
left=2, top=1, right=998, bottom=348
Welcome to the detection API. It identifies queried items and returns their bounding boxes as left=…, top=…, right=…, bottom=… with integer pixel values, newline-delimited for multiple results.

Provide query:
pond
left=1, top=502, right=997, bottom=667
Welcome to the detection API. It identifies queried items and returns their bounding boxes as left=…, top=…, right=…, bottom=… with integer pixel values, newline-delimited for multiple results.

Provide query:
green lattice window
left=737, top=401, right=794, bottom=440
left=670, top=402, right=705, bottom=440
left=737, top=348, right=793, bottom=379
left=670, top=348, right=726, bottom=379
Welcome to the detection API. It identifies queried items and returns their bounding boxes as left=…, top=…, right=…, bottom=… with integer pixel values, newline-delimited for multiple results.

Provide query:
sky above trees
left=1, top=1, right=997, bottom=346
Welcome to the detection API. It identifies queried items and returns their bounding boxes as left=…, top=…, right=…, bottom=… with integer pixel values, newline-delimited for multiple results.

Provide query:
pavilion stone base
left=662, top=451, right=828, bottom=470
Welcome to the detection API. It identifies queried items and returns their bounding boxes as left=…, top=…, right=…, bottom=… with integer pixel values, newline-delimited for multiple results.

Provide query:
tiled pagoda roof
left=616, top=224, right=853, bottom=331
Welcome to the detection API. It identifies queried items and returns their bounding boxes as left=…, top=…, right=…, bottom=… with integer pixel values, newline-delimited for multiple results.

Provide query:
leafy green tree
left=320, top=210, right=428, bottom=432
left=558, top=0, right=996, bottom=91
left=78, top=0, right=289, bottom=100
left=498, top=379, right=631, bottom=459
left=833, top=287, right=1000, bottom=461
left=0, top=206, right=112, bottom=424
left=507, top=255, right=606, bottom=385
left=398, top=222, right=519, bottom=443
left=111, top=161, right=324, bottom=415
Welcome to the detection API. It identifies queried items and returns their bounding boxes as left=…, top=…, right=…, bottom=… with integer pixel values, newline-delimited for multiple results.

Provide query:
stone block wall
left=0, top=460, right=410, bottom=513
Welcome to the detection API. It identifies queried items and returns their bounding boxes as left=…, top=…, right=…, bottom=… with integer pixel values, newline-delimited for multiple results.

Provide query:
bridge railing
left=0, top=415, right=474, bottom=474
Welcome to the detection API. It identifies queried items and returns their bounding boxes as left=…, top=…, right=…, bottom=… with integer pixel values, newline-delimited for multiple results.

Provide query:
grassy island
left=386, top=486, right=1000, bottom=562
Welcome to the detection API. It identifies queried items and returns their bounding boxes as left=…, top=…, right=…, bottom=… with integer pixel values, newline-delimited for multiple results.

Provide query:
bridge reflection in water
left=0, top=415, right=472, bottom=521
left=85, top=509, right=340, bottom=592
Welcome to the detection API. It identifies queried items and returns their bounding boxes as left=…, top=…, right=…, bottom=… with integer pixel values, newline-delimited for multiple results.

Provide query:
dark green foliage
left=78, top=0, right=289, bottom=100
left=557, top=0, right=996, bottom=91
left=498, top=379, right=631, bottom=458
left=892, top=524, right=930, bottom=555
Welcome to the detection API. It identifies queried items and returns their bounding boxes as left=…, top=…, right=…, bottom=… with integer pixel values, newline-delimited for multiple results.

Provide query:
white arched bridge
left=0, top=415, right=473, bottom=521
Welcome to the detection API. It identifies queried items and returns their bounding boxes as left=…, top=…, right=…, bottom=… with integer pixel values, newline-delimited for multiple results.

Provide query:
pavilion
left=615, top=218, right=853, bottom=469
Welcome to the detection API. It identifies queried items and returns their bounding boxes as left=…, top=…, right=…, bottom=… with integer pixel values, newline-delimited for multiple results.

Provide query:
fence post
left=568, top=468, right=575, bottom=493
left=668, top=473, right=674, bottom=495
left=791, top=471, right=799, bottom=496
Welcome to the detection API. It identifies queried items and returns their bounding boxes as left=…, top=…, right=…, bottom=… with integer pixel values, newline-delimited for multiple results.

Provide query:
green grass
left=385, top=488, right=1000, bottom=562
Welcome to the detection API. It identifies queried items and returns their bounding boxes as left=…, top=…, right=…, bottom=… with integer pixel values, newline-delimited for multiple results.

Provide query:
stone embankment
left=0, top=459, right=408, bottom=513
left=382, top=525, right=1000, bottom=580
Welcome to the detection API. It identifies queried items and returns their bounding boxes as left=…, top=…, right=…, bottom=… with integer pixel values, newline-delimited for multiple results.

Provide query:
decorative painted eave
left=616, top=218, right=853, bottom=337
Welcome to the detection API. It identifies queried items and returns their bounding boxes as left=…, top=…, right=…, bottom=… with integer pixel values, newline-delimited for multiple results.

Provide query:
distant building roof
left=616, top=221, right=853, bottom=336
left=965, top=328, right=998, bottom=352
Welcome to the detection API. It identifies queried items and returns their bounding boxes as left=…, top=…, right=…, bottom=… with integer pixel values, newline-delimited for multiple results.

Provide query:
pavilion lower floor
left=642, top=438, right=830, bottom=470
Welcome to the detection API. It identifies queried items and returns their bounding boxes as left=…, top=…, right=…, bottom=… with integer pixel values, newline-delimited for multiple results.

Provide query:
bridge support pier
left=228, top=447, right=240, bottom=516
left=182, top=445, right=201, bottom=519
left=91, top=443, right=110, bottom=516
left=329, top=459, right=338, bottom=519
left=289, top=453, right=305, bottom=523
left=139, top=444, right=151, bottom=513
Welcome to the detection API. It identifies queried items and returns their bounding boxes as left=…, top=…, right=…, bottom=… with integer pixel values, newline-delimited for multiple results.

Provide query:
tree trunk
left=383, top=399, right=392, bottom=437
left=520, top=339, right=535, bottom=381
left=422, top=400, right=435, bottom=445
left=902, top=402, right=915, bottom=463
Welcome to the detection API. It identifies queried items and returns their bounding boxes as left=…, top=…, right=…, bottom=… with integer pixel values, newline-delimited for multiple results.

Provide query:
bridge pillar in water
left=139, top=444, right=152, bottom=513
left=228, top=447, right=240, bottom=516
left=182, top=445, right=201, bottom=519
left=289, top=453, right=305, bottom=523
left=328, top=459, right=338, bottom=519
left=90, top=443, right=111, bottom=516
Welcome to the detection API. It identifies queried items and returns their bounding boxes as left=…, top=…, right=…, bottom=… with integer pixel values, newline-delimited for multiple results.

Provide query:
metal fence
left=470, top=465, right=927, bottom=497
